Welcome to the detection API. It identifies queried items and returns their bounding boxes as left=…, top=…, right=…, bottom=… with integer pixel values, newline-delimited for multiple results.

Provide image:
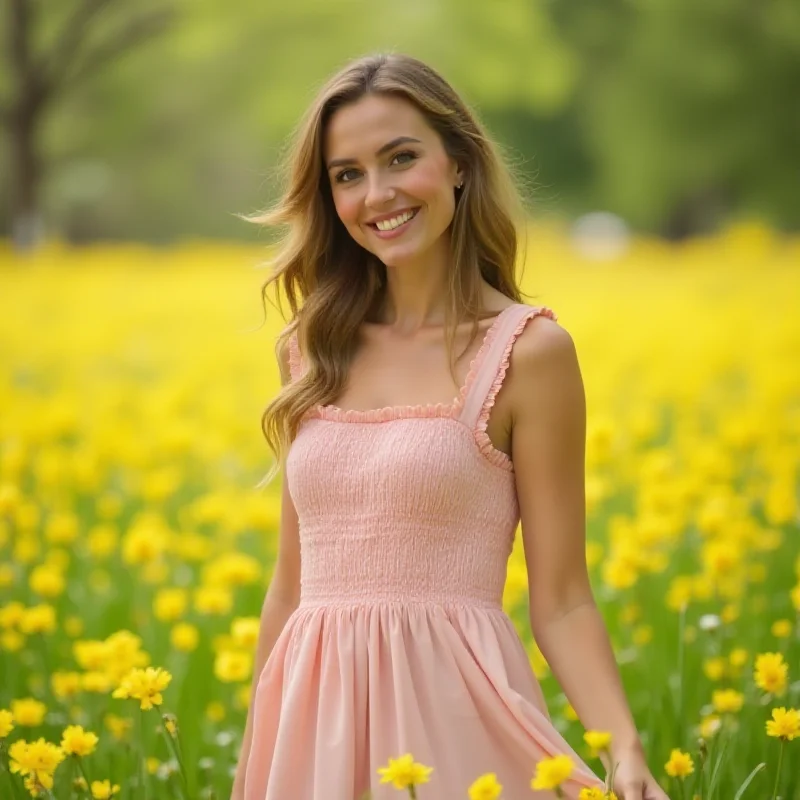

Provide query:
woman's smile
left=366, top=207, right=421, bottom=239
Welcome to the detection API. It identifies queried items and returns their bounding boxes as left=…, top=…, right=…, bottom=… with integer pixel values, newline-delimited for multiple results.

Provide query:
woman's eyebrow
left=326, top=136, right=422, bottom=170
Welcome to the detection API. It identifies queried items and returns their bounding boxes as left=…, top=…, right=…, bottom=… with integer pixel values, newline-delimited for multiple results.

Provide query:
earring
left=457, top=179, right=464, bottom=189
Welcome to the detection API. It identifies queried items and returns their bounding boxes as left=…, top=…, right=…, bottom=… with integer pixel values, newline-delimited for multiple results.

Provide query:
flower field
left=0, top=223, right=798, bottom=799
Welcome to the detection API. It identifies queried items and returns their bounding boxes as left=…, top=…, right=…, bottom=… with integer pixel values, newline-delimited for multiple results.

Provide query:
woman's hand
left=610, top=749, right=671, bottom=800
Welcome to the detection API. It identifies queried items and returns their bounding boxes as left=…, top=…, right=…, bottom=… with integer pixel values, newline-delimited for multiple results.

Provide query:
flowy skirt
left=244, top=601, right=605, bottom=799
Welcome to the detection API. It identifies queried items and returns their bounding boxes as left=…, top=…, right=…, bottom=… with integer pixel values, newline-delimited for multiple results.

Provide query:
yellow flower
left=60, top=725, right=99, bottom=757
left=8, top=737, right=66, bottom=790
left=771, top=619, right=793, bottom=638
left=162, top=713, right=178, bottom=738
left=112, top=667, right=172, bottom=711
left=579, top=790, right=617, bottom=800
left=665, top=748, right=694, bottom=778
left=11, top=698, right=47, bottom=727
left=193, top=584, right=233, bottom=615
left=765, top=707, right=800, bottom=741
left=170, top=622, right=199, bottom=652
left=0, top=708, right=14, bottom=738
left=231, top=616, right=260, bottom=649
left=787, top=583, right=800, bottom=612
left=698, top=714, right=721, bottom=739
left=91, top=779, right=121, bottom=798
left=29, top=565, right=66, bottom=598
left=19, top=604, right=57, bottom=635
left=104, top=714, right=132, bottom=742
left=153, top=588, right=189, bottom=622
left=583, top=730, right=613, bottom=757
left=146, top=757, right=161, bottom=774
left=376, top=753, right=433, bottom=789
left=214, top=649, right=253, bottom=683
left=712, top=689, right=744, bottom=714
left=754, top=652, right=788, bottom=695
left=702, top=657, right=727, bottom=681
left=728, top=648, right=749, bottom=668
left=468, top=772, right=503, bottom=800
left=205, top=701, right=225, bottom=722
left=531, top=754, right=574, bottom=790
left=51, top=671, right=82, bottom=700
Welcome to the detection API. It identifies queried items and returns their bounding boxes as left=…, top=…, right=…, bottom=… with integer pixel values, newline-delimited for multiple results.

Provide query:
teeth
left=375, top=209, right=416, bottom=231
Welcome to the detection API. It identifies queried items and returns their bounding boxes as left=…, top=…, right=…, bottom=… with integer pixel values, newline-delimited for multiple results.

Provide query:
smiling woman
left=324, top=105, right=459, bottom=260
left=232, top=53, right=669, bottom=800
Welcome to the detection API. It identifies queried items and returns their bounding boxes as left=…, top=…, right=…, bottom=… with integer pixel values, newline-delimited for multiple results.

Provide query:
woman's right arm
left=230, top=337, right=302, bottom=800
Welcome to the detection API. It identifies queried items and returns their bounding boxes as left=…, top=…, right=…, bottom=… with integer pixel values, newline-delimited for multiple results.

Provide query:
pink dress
left=245, top=303, right=606, bottom=799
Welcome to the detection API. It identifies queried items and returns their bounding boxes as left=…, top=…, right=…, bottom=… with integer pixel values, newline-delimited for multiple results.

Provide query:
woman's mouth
left=367, top=208, right=420, bottom=240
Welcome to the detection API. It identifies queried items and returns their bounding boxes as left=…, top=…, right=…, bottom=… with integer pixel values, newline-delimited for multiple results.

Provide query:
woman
left=233, top=53, right=670, bottom=800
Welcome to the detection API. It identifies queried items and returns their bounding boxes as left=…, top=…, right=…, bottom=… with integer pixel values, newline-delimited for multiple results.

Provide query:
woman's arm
left=230, top=339, right=302, bottom=800
left=508, top=318, right=668, bottom=799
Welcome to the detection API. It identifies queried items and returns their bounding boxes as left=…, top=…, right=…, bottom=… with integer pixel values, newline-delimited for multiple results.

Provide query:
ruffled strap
left=457, top=305, right=558, bottom=468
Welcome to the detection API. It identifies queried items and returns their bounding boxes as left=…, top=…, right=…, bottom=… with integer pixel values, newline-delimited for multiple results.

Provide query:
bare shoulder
left=505, top=309, right=583, bottom=414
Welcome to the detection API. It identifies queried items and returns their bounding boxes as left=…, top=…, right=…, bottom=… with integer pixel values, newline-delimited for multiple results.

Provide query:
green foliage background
left=1, top=0, right=799, bottom=242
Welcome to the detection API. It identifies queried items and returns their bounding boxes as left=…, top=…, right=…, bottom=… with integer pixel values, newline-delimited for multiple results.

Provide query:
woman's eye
left=391, top=151, right=417, bottom=166
left=335, top=168, right=359, bottom=184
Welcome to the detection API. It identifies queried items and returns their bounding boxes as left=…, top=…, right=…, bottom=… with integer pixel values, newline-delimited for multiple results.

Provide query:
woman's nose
left=365, top=175, right=396, bottom=208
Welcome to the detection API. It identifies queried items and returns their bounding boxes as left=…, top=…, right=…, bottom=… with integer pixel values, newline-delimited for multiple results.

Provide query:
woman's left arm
left=508, top=317, right=670, bottom=800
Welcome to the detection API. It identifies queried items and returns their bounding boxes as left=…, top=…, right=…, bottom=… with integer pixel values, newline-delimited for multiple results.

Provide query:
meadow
left=0, top=222, right=798, bottom=799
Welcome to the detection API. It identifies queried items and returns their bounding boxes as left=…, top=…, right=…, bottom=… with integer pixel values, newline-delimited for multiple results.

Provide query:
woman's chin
left=372, top=242, right=423, bottom=269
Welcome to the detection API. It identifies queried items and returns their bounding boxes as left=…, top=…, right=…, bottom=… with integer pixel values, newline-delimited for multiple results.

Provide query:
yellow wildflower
left=11, top=698, right=47, bottom=727
left=205, top=702, right=225, bottom=722
left=531, top=754, right=574, bottom=790
left=771, top=619, right=793, bottom=638
left=112, top=666, right=172, bottom=711
left=153, top=588, right=189, bottom=622
left=468, top=772, right=503, bottom=800
left=19, top=604, right=57, bottom=635
left=171, top=622, right=199, bottom=652
left=214, top=650, right=253, bottom=683
left=91, top=779, right=121, bottom=798
left=754, top=652, right=788, bottom=695
left=60, top=725, right=99, bottom=757
left=712, top=689, right=744, bottom=714
left=231, top=616, right=260, bottom=649
left=583, top=730, right=613, bottom=757
left=766, top=707, right=800, bottom=741
left=665, top=748, right=694, bottom=777
left=376, top=753, right=433, bottom=790
left=104, top=714, right=132, bottom=742
left=0, top=708, right=14, bottom=738
left=8, top=737, right=66, bottom=790
left=28, top=565, right=65, bottom=599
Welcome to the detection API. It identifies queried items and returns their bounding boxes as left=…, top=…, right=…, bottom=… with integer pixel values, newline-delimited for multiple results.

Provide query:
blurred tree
left=1, top=0, right=175, bottom=251
left=550, top=0, right=800, bottom=235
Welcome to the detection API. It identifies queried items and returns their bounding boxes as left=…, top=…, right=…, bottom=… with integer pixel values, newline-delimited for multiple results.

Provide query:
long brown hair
left=247, top=52, right=528, bottom=488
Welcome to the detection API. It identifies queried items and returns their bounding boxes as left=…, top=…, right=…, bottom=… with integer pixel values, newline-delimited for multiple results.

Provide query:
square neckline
left=308, top=303, right=521, bottom=424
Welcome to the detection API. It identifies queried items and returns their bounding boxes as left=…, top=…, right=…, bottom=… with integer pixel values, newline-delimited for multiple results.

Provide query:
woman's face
left=323, top=93, right=462, bottom=268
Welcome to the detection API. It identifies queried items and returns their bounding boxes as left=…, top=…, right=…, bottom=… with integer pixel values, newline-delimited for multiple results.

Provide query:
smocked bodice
left=285, top=304, right=558, bottom=610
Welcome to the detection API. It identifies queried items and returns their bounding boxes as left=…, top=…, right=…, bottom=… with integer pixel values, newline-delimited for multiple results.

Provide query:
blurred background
left=2, top=0, right=799, bottom=249
left=1, top=3, right=799, bottom=799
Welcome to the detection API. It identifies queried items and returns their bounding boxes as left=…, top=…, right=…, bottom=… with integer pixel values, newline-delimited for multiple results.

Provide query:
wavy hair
left=248, top=52, right=529, bottom=488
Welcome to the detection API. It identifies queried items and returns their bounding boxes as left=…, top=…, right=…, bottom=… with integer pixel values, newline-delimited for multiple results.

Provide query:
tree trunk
left=8, top=0, right=45, bottom=252
left=10, top=101, right=45, bottom=252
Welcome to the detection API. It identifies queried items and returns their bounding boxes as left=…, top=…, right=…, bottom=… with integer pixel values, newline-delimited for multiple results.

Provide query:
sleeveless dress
left=244, top=303, right=606, bottom=799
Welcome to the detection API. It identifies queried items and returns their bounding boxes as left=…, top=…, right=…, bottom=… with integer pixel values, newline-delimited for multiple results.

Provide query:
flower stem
left=138, top=708, right=149, bottom=800
left=159, top=721, right=189, bottom=795
left=771, top=739, right=785, bottom=800
left=408, top=785, right=417, bottom=799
